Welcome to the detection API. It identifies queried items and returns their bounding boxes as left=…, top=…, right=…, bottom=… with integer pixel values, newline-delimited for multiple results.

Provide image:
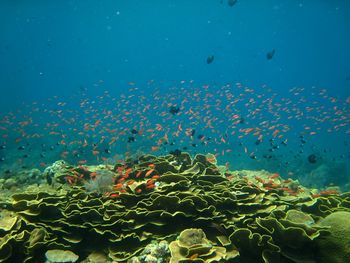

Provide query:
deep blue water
left=0, top=1, right=349, bottom=189
left=1, top=0, right=350, bottom=109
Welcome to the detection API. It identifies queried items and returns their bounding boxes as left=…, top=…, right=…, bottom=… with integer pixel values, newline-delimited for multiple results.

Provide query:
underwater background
left=1, top=0, right=349, bottom=190
left=1, top=1, right=350, bottom=263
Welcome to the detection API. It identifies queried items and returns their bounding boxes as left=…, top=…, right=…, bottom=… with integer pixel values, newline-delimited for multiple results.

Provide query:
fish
left=131, top=129, right=138, bottom=134
left=206, top=55, right=215, bottom=64
left=266, top=49, right=275, bottom=60
left=127, top=136, right=135, bottom=143
left=307, top=154, right=317, bottom=164
left=227, top=0, right=237, bottom=7
left=0, top=77, right=348, bottom=184
left=169, top=106, right=180, bottom=115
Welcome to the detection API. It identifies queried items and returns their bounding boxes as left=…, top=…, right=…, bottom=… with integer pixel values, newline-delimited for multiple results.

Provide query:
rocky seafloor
left=0, top=153, right=349, bottom=263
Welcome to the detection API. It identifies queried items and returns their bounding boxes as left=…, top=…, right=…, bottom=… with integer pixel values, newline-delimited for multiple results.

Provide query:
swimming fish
left=266, top=49, right=275, bottom=60
left=227, top=0, right=237, bottom=7
left=206, top=55, right=215, bottom=64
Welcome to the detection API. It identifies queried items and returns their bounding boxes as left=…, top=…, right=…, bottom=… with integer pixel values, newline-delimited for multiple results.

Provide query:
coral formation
left=169, top=228, right=238, bottom=262
left=83, top=169, right=114, bottom=194
left=45, top=249, right=79, bottom=263
left=128, top=240, right=169, bottom=263
left=316, top=211, right=350, bottom=263
left=0, top=153, right=349, bottom=262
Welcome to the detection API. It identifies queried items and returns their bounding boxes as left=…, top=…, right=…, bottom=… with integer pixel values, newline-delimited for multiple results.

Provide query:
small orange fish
left=151, top=146, right=159, bottom=152
left=90, top=172, right=97, bottom=179
left=125, top=167, right=133, bottom=174
left=127, top=180, right=135, bottom=185
left=145, top=184, right=155, bottom=189
left=114, top=183, right=123, bottom=190
left=145, top=169, right=155, bottom=177
left=269, top=173, right=279, bottom=179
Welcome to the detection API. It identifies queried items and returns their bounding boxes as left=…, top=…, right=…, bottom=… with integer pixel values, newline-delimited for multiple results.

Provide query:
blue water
left=0, top=0, right=349, bottom=189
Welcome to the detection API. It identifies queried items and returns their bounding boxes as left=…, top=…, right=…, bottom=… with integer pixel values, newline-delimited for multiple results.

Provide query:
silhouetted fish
left=228, top=0, right=237, bottom=7
left=206, top=55, right=214, bottom=64
left=307, top=154, right=317, bottom=164
left=169, top=106, right=180, bottom=115
left=266, top=49, right=275, bottom=60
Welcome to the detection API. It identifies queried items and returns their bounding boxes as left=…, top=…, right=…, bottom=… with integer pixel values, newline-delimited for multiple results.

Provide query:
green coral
left=316, top=211, right=350, bottom=263
left=169, top=228, right=237, bottom=263
left=0, top=153, right=349, bottom=262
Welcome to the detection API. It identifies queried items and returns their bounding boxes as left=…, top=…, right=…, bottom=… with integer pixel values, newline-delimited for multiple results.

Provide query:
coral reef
left=0, top=168, right=42, bottom=190
left=169, top=228, right=238, bottom=262
left=0, top=153, right=349, bottom=262
left=316, top=211, right=350, bottom=263
left=45, top=249, right=79, bottom=263
left=128, top=240, right=169, bottom=263
left=83, top=169, right=115, bottom=194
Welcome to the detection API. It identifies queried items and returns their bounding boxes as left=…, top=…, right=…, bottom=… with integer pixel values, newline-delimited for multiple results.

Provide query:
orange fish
left=145, top=169, right=155, bottom=177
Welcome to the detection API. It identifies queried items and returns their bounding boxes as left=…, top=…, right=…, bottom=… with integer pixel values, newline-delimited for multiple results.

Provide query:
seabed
left=0, top=153, right=349, bottom=263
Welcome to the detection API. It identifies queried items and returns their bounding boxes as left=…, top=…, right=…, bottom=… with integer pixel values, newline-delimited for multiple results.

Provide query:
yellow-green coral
left=316, top=211, right=350, bottom=263
left=0, top=153, right=349, bottom=262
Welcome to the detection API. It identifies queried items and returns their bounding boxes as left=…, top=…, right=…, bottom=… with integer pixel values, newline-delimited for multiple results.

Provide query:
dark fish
left=169, top=105, right=180, bottom=115
left=307, top=154, right=317, bottom=164
left=127, top=136, right=135, bottom=143
left=0, top=157, right=5, bottom=162
left=263, top=154, right=272, bottom=159
left=266, top=49, right=275, bottom=60
left=170, top=149, right=181, bottom=157
left=131, top=129, right=138, bottom=134
left=206, top=55, right=214, bottom=64
left=0, top=145, right=6, bottom=149
left=249, top=152, right=257, bottom=159
left=104, top=148, right=111, bottom=154
left=255, top=139, right=262, bottom=145
left=191, top=129, right=196, bottom=136
left=227, top=0, right=237, bottom=7
left=18, top=146, right=25, bottom=150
